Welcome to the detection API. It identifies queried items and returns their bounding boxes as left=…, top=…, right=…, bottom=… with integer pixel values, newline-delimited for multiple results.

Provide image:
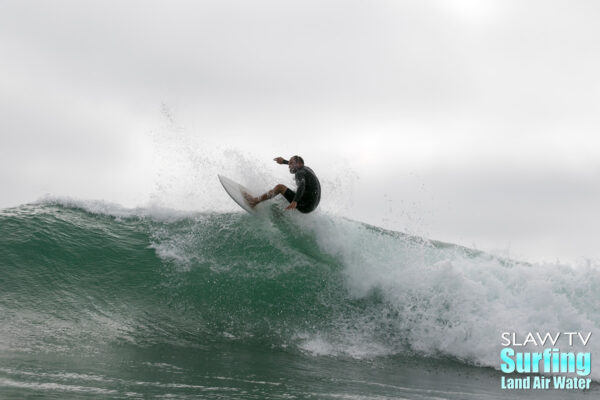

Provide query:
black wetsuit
left=281, top=165, right=321, bottom=213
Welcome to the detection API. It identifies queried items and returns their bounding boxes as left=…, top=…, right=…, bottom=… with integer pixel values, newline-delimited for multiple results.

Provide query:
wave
left=1, top=199, right=599, bottom=379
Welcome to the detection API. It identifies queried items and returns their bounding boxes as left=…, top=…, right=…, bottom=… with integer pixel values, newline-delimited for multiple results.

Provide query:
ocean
left=0, top=200, right=598, bottom=399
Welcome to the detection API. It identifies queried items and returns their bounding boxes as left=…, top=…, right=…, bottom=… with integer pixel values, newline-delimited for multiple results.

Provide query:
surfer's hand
left=286, top=201, right=297, bottom=210
left=274, top=157, right=286, bottom=164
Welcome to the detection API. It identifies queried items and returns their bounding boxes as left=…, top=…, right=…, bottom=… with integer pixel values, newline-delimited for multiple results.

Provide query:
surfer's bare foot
left=243, top=192, right=259, bottom=207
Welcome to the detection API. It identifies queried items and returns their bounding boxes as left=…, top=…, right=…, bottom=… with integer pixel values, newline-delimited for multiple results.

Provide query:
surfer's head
left=288, top=155, right=304, bottom=174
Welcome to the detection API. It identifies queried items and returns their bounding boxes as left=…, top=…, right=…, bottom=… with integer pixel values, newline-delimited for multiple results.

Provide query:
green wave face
left=0, top=203, right=366, bottom=356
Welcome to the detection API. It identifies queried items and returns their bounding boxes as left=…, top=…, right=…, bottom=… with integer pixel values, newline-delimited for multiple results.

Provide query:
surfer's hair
left=291, top=155, right=304, bottom=165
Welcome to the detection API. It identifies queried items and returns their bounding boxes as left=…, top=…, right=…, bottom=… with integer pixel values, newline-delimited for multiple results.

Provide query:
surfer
left=244, top=156, right=321, bottom=213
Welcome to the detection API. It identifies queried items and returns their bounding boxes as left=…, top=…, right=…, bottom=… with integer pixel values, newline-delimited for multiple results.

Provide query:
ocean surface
left=1, top=200, right=598, bottom=399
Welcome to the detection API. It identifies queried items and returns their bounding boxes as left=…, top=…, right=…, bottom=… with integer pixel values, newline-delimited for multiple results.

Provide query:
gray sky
left=1, top=0, right=599, bottom=262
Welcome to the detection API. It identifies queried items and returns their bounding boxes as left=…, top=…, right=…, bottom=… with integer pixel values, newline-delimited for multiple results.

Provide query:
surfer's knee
left=274, top=184, right=287, bottom=194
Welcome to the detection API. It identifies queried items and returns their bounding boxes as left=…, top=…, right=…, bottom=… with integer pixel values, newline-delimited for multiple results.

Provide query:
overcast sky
left=1, top=0, right=599, bottom=262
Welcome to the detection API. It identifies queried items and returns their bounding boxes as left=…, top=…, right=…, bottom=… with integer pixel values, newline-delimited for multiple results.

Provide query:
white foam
left=0, top=377, right=119, bottom=395
left=35, top=195, right=201, bottom=221
left=293, top=213, right=600, bottom=378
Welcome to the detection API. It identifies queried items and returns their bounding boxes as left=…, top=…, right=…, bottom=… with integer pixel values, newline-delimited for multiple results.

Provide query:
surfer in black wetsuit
left=244, top=155, right=321, bottom=213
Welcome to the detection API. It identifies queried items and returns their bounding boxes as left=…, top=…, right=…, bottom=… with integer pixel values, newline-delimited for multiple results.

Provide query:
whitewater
left=0, top=198, right=598, bottom=399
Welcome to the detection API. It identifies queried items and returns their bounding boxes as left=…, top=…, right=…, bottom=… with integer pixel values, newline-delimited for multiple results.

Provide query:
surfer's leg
left=245, top=184, right=288, bottom=207
left=282, top=188, right=295, bottom=204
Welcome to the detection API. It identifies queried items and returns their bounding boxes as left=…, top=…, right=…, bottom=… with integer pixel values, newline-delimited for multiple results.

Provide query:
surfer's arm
left=274, top=157, right=288, bottom=165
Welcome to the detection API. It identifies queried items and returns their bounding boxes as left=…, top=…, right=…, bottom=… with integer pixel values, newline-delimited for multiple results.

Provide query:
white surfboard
left=218, top=175, right=258, bottom=215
